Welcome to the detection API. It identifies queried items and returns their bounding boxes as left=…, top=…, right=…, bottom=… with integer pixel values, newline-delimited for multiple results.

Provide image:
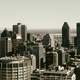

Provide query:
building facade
left=0, top=37, right=12, bottom=57
left=62, top=22, right=69, bottom=48
left=40, top=70, right=75, bottom=80
left=0, top=56, right=31, bottom=80
left=13, top=23, right=27, bottom=41
left=77, top=23, right=80, bottom=55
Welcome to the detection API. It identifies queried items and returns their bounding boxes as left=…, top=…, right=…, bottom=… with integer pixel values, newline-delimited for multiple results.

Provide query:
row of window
left=0, top=62, right=28, bottom=68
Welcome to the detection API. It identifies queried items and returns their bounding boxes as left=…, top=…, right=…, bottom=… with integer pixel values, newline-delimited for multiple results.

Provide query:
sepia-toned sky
left=0, top=0, right=80, bottom=30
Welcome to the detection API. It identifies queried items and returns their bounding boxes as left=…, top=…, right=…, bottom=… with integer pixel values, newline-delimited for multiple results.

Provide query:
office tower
left=0, top=38, right=12, bottom=57
left=0, top=56, right=31, bottom=80
left=12, top=33, right=24, bottom=55
left=0, top=29, right=12, bottom=57
left=13, top=23, right=27, bottom=41
left=62, top=22, right=69, bottom=48
left=46, top=51, right=58, bottom=69
left=58, top=49, right=66, bottom=65
left=16, top=34, right=25, bottom=56
left=77, top=23, right=80, bottom=55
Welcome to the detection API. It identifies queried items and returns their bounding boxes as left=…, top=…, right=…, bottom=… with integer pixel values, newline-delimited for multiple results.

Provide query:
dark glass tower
left=13, top=23, right=27, bottom=41
left=0, top=29, right=12, bottom=57
left=77, top=23, right=80, bottom=55
left=62, top=22, right=69, bottom=48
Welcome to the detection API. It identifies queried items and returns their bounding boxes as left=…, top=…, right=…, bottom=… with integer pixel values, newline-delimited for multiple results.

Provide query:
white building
left=0, top=56, right=31, bottom=80
left=31, top=54, right=36, bottom=73
left=40, top=69, right=75, bottom=80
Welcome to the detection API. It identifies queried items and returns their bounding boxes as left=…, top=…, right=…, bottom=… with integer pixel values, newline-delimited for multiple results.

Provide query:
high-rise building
left=46, top=51, right=58, bottom=69
left=13, top=23, right=27, bottom=41
left=77, top=23, right=80, bottom=55
left=62, top=22, right=69, bottom=48
left=0, top=29, right=12, bottom=57
left=0, top=38, right=12, bottom=57
left=12, top=33, right=24, bottom=56
left=58, top=49, right=66, bottom=65
left=0, top=56, right=31, bottom=80
left=38, top=43, right=45, bottom=69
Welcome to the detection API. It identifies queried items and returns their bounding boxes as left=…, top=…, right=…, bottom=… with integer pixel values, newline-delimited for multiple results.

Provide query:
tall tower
left=77, top=23, right=80, bottom=55
left=13, top=23, right=27, bottom=41
left=0, top=29, right=12, bottom=57
left=62, top=22, right=69, bottom=48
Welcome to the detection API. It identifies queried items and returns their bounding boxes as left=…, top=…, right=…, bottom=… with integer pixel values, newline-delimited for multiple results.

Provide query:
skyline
left=0, top=0, right=80, bottom=30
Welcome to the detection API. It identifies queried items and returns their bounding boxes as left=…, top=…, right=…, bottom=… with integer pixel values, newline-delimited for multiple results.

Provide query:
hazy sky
left=0, top=0, right=80, bottom=30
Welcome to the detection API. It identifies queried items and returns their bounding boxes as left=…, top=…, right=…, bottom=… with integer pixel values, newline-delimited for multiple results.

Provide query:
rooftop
left=0, top=56, right=30, bottom=63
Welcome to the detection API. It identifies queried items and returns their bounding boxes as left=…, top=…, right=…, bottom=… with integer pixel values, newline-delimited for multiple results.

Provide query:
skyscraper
left=12, top=33, right=25, bottom=56
left=62, top=22, right=69, bottom=48
left=0, top=29, right=12, bottom=57
left=77, top=23, right=80, bottom=55
left=13, top=23, right=27, bottom=41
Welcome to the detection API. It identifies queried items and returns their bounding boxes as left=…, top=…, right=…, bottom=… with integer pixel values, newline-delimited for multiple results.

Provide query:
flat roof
left=0, top=56, right=30, bottom=63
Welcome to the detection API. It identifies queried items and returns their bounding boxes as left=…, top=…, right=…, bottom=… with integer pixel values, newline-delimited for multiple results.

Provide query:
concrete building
left=40, top=70, right=75, bottom=80
left=0, top=56, right=31, bottom=80
left=31, top=54, right=36, bottom=73
left=38, top=43, right=45, bottom=69
left=31, top=68, right=75, bottom=80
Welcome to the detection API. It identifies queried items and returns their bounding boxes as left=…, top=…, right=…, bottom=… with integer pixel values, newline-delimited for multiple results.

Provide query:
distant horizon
left=0, top=22, right=77, bottom=32
left=0, top=27, right=76, bottom=34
